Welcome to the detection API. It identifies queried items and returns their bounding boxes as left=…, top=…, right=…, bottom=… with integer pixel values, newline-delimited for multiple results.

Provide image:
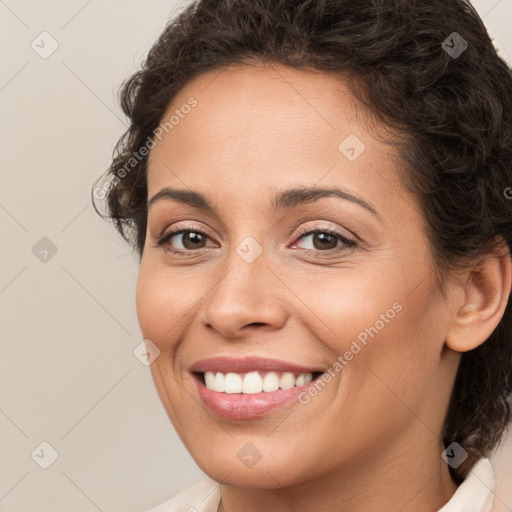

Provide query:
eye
left=154, top=224, right=357, bottom=256
left=291, top=226, right=356, bottom=252
left=155, top=228, right=216, bottom=255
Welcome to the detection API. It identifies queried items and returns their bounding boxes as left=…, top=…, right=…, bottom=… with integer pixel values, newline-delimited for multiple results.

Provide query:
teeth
left=203, top=371, right=315, bottom=393
left=262, top=372, right=279, bottom=392
left=225, top=372, right=242, bottom=393
left=214, top=372, right=225, bottom=391
left=279, top=372, right=295, bottom=390
left=243, top=371, right=262, bottom=394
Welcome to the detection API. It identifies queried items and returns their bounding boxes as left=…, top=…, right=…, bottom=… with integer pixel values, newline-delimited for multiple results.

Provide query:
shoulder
left=140, top=477, right=221, bottom=512
left=437, top=457, right=496, bottom=512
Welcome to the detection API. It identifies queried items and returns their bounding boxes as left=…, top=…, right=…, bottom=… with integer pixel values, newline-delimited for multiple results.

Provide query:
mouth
left=190, top=368, right=326, bottom=420
left=192, top=370, right=324, bottom=394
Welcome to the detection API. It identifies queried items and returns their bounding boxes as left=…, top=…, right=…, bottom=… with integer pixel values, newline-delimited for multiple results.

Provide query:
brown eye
left=157, top=229, right=212, bottom=252
left=179, top=231, right=207, bottom=250
left=293, top=229, right=356, bottom=252
left=310, top=232, right=338, bottom=250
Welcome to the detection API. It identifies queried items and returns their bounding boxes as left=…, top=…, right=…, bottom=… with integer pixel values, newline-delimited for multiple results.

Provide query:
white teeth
left=262, top=372, right=279, bottom=392
left=205, top=371, right=215, bottom=389
left=203, top=370, right=315, bottom=393
left=224, top=373, right=242, bottom=393
left=242, top=371, right=262, bottom=394
left=214, top=372, right=225, bottom=391
left=295, top=374, right=306, bottom=387
left=279, top=372, right=296, bottom=390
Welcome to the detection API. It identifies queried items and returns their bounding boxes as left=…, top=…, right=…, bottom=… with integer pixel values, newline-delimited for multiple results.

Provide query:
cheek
left=292, top=267, right=403, bottom=354
left=135, top=263, right=198, bottom=349
left=297, top=264, right=443, bottom=400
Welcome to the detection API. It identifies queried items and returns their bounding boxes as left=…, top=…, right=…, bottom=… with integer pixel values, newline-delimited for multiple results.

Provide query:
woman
left=92, top=0, right=512, bottom=510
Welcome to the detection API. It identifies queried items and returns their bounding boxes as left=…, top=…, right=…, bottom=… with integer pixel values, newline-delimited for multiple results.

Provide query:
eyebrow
left=148, top=186, right=381, bottom=219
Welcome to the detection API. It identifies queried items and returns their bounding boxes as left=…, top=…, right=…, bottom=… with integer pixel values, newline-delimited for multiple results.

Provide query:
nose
left=201, top=246, right=288, bottom=339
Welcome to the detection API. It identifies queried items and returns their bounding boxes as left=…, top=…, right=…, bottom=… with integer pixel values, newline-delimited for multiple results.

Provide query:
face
left=136, top=62, right=457, bottom=488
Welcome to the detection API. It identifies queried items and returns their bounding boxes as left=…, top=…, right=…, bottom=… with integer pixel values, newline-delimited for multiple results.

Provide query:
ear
left=445, top=237, right=512, bottom=353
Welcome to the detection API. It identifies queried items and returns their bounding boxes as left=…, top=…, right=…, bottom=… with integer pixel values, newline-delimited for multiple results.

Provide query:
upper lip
left=189, top=356, right=325, bottom=374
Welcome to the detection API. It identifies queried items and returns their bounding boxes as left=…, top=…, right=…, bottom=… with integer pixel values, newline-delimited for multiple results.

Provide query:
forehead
left=146, top=62, right=410, bottom=223
left=149, top=63, right=366, bottom=169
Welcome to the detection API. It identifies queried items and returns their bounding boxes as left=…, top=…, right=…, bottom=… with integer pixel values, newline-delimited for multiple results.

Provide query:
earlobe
left=445, top=238, right=512, bottom=353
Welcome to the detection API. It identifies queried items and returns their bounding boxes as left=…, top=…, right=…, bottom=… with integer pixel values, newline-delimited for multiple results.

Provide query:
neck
left=218, top=436, right=458, bottom=512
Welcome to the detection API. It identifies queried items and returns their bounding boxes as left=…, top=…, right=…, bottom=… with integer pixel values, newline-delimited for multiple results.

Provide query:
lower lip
left=192, top=374, right=320, bottom=420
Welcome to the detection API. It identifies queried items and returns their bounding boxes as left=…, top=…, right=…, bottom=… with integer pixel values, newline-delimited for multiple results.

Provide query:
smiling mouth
left=193, top=370, right=324, bottom=394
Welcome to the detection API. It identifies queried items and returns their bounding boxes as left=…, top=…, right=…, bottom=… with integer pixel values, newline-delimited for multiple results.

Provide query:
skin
left=135, top=62, right=511, bottom=512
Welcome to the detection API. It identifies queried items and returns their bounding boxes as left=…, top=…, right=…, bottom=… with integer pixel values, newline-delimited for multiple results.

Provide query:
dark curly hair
left=92, top=0, right=512, bottom=483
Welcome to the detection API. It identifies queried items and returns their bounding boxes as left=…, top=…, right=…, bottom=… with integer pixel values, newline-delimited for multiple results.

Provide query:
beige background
left=1, top=1, right=511, bottom=511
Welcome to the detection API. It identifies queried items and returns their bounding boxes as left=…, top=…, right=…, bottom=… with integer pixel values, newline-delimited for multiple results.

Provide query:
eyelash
left=155, top=223, right=356, bottom=257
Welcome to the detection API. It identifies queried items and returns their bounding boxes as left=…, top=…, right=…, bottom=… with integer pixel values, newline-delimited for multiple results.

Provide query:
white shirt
left=142, top=457, right=496, bottom=512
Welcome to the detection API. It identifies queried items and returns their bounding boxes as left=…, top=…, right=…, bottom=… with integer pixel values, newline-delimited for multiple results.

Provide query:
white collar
left=437, top=457, right=496, bottom=512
